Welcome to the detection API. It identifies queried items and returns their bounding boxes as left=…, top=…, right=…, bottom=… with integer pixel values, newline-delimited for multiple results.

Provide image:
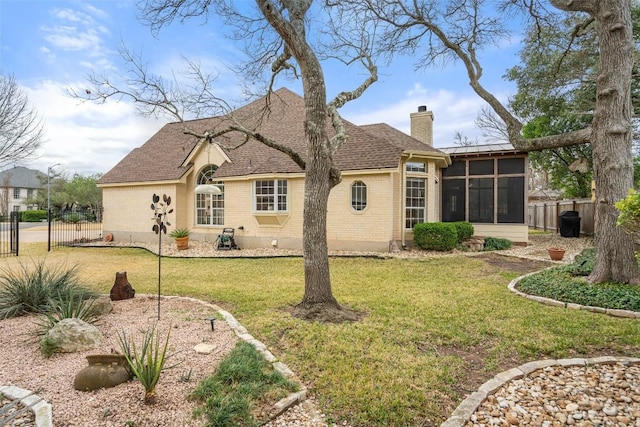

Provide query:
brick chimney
left=410, top=105, right=434, bottom=146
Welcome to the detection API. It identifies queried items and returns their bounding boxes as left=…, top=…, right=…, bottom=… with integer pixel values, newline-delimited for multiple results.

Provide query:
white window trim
left=350, top=181, right=367, bottom=212
left=253, top=179, right=289, bottom=213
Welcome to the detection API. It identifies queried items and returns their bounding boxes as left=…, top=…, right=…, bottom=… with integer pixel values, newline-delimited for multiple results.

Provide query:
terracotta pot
left=548, top=247, right=566, bottom=261
left=174, top=236, right=189, bottom=250
left=74, top=354, right=131, bottom=391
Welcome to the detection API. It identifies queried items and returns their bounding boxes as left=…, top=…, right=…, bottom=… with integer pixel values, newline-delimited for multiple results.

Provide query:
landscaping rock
left=109, top=271, right=135, bottom=301
left=90, top=295, right=114, bottom=316
left=45, top=318, right=102, bottom=353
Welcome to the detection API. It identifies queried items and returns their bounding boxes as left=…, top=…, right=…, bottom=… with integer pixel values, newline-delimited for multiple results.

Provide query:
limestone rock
left=45, top=318, right=102, bottom=353
left=90, top=295, right=114, bottom=316
left=110, top=271, right=135, bottom=301
left=464, top=237, right=485, bottom=251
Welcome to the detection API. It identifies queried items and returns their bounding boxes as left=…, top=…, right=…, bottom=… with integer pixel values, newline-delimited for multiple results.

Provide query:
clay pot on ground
left=74, top=354, right=132, bottom=391
left=548, top=247, right=566, bottom=261
left=174, top=236, right=189, bottom=250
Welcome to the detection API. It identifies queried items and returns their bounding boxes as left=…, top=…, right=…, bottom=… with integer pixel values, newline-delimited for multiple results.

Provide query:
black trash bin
left=559, top=210, right=581, bottom=237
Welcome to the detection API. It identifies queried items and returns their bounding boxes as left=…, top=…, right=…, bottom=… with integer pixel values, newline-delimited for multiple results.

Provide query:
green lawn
left=7, top=243, right=640, bottom=426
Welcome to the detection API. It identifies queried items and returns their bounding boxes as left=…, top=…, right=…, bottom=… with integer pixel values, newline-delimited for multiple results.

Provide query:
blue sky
left=0, top=0, right=521, bottom=176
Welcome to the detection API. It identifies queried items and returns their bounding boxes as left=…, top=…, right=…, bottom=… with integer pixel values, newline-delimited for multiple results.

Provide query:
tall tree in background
left=0, top=73, right=46, bottom=169
left=356, top=0, right=638, bottom=284
left=76, top=0, right=378, bottom=321
left=506, top=7, right=640, bottom=198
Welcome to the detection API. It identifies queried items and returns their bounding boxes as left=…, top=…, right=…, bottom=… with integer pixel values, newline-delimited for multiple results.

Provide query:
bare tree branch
left=0, top=73, right=46, bottom=168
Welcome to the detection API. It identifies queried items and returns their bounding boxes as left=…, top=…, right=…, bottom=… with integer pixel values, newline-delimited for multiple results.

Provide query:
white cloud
left=345, top=83, right=490, bottom=147
left=20, top=80, right=165, bottom=176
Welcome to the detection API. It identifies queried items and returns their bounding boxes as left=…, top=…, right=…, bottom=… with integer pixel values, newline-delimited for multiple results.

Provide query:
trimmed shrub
left=483, top=237, right=513, bottom=251
left=451, top=222, right=474, bottom=243
left=21, top=210, right=47, bottom=222
left=413, top=222, right=458, bottom=251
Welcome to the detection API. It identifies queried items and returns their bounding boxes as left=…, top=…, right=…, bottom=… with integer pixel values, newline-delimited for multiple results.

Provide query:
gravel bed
left=467, top=362, right=640, bottom=427
left=0, top=296, right=238, bottom=427
left=88, top=232, right=595, bottom=262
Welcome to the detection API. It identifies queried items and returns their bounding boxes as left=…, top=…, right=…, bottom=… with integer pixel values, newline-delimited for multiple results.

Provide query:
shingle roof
left=99, top=88, right=447, bottom=185
left=0, top=166, right=46, bottom=188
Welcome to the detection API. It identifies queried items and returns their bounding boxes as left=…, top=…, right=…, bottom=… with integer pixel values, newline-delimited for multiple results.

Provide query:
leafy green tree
left=64, top=174, right=102, bottom=211
left=507, top=8, right=640, bottom=199
left=23, top=173, right=102, bottom=212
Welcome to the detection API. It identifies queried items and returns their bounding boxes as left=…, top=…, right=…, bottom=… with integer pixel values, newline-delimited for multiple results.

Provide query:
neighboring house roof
left=99, top=88, right=447, bottom=185
left=439, top=143, right=519, bottom=156
left=0, top=166, right=46, bottom=188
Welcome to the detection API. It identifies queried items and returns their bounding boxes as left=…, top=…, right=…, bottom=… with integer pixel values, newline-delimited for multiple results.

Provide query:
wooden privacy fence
left=528, top=199, right=595, bottom=235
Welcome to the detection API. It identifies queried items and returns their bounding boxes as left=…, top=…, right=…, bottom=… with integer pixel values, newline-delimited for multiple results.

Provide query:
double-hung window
left=405, top=161, right=427, bottom=229
left=254, top=180, right=288, bottom=212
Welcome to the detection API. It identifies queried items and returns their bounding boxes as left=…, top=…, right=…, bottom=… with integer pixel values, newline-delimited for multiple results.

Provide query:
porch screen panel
left=442, top=160, right=465, bottom=177
left=406, top=178, right=426, bottom=229
left=442, top=179, right=465, bottom=222
left=468, top=178, right=494, bottom=223
left=498, top=177, right=524, bottom=223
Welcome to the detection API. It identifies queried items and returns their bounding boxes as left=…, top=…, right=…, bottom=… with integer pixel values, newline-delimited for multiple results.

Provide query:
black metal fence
left=48, top=207, right=103, bottom=251
left=0, top=212, right=19, bottom=257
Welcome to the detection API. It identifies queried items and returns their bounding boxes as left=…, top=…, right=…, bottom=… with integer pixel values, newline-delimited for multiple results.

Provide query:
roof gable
left=99, top=88, right=443, bottom=185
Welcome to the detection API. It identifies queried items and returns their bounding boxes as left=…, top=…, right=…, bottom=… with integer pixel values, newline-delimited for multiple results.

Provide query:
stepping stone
left=194, top=343, right=216, bottom=354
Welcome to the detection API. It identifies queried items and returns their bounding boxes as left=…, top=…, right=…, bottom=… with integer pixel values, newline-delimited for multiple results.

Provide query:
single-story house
left=98, top=87, right=528, bottom=251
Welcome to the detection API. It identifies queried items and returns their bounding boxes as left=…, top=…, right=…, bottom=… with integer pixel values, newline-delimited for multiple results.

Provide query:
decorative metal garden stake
left=151, top=193, right=173, bottom=320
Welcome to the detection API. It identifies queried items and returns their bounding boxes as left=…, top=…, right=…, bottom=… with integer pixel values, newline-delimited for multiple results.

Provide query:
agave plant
left=116, top=323, right=173, bottom=404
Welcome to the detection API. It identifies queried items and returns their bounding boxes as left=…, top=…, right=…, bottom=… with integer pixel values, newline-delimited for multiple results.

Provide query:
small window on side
left=406, top=162, right=426, bottom=173
left=351, top=181, right=367, bottom=211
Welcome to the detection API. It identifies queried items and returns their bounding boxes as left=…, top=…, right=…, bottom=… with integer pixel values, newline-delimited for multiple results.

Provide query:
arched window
left=351, top=181, right=367, bottom=211
left=195, top=165, right=224, bottom=226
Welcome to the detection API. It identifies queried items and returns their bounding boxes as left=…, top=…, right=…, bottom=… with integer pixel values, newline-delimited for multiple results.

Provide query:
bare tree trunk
left=587, top=0, right=639, bottom=283
left=257, top=0, right=360, bottom=321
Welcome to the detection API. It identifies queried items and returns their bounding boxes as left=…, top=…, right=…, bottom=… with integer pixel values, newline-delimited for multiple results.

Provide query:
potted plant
left=169, top=227, right=190, bottom=250
left=547, top=247, right=566, bottom=261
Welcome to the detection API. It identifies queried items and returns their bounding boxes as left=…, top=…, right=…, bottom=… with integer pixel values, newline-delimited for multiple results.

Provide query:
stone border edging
left=440, top=356, right=640, bottom=427
left=507, top=269, right=640, bottom=319
left=156, top=295, right=307, bottom=420
left=0, top=385, right=52, bottom=427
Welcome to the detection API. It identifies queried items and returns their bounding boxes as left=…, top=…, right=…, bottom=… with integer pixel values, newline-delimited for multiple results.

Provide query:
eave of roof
left=439, top=143, right=522, bottom=157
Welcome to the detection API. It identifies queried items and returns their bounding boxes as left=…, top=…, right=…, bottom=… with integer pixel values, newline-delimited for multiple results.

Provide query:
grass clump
left=0, top=258, right=96, bottom=319
left=117, top=323, right=173, bottom=404
left=483, top=237, right=513, bottom=251
left=191, top=341, right=298, bottom=427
